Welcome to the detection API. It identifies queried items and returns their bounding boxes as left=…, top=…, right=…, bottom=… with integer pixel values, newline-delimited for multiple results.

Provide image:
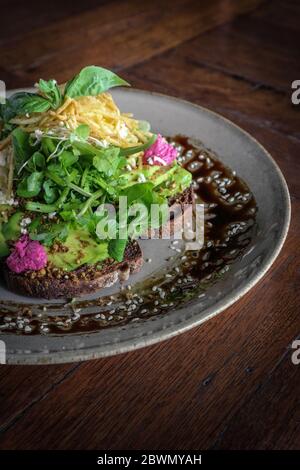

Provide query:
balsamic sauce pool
left=0, top=136, right=257, bottom=335
left=176, top=136, right=256, bottom=282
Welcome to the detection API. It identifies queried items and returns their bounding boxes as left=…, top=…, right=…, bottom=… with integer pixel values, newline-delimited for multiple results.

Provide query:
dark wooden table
left=0, top=0, right=299, bottom=450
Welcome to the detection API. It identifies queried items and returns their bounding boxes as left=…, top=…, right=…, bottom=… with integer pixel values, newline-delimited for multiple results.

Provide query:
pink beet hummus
left=143, top=134, right=178, bottom=166
left=6, top=235, right=48, bottom=274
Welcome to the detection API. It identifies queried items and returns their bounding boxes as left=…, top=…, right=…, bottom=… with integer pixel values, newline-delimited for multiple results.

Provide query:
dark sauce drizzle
left=0, top=136, right=257, bottom=335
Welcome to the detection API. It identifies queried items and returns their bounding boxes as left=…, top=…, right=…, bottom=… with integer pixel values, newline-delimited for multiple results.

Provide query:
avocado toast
left=0, top=66, right=192, bottom=299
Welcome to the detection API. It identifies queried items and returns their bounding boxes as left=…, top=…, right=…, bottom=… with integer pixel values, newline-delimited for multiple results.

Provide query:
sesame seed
left=72, top=313, right=80, bottom=321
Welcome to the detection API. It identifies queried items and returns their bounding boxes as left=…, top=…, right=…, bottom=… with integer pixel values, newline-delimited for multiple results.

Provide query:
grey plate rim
left=2, top=88, right=291, bottom=364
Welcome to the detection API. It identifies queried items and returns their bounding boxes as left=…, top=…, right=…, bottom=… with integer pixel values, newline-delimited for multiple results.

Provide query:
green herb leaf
left=71, top=140, right=98, bottom=157
left=120, top=182, right=155, bottom=207
left=25, top=201, right=58, bottom=213
left=17, top=171, right=44, bottom=198
left=38, top=79, right=62, bottom=109
left=108, top=237, right=127, bottom=262
left=1, top=92, right=50, bottom=125
left=27, top=171, right=44, bottom=193
left=27, top=151, right=46, bottom=172
left=119, top=134, right=157, bottom=157
left=59, top=150, right=79, bottom=168
left=11, top=128, right=33, bottom=173
left=64, top=66, right=130, bottom=99
left=41, top=136, right=57, bottom=157
left=92, top=147, right=120, bottom=177
left=72, top=124, right=90, bottom=140
left=43, top=179, right=58, bottom=204
left=30, top=222, right=70, bottom=246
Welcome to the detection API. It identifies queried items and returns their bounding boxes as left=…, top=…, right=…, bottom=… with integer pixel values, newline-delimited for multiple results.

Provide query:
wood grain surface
left=0, top=0, right=299, bottom=450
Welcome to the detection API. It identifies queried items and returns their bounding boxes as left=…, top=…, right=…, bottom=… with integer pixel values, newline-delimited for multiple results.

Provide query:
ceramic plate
left=0, top=88, right=290, bottom=364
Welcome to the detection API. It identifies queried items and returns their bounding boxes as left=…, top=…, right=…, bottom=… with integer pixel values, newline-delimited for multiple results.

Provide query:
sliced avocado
left=155, top=166, right=192, bottom=198
left=47, top=228, right=109, bottom=271
left=119, top=164, right=177, bottom=188
left=119, top=162, right=191, bottom=191
left=2, top=211, right=24, bottom=241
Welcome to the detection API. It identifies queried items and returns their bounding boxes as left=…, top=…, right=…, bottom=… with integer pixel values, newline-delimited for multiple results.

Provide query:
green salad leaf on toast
left=64, top=66, right=130, bottom=99
left=0, top=66, right=192, bottom=271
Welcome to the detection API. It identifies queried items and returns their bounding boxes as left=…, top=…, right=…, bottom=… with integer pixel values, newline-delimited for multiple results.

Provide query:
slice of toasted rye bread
left=2, top=240, right=143, bottom=299
left=147, top=186, right=194, bottom=239
left=2, top=186, right=194, bottom=299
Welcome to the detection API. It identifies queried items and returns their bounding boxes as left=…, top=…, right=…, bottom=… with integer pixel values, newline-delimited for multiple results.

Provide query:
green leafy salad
left=0, top=66, right=192, bottom=274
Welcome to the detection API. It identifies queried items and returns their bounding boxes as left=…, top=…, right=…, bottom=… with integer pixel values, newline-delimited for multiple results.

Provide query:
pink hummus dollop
left=143, top=134, right=178, bottom=166
left=6, top=235, right=48, bottom=274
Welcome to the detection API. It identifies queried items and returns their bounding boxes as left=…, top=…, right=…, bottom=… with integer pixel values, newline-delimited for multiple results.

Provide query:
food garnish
left=0, top=66, right=192, bottom=283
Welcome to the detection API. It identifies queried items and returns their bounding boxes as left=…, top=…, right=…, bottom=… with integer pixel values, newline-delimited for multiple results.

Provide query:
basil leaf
left=1, top=92, right=49, bottom=124
left=11, top=128, right=33, bottom=173
left=15, top=93, right=50, bottom=115
left=64, top=66, right=130, bottom=99
left=38, top=79, right=62, bottom=109
left=108, top=237, right=127, bottom=262
left=19, top=95, right=51, bottom=114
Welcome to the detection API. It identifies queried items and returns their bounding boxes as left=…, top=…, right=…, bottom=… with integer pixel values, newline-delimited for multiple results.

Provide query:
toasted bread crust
left=2, top=186, right=194, bottom=299
left=2, top=241, right=143, bottom=299
left=143, top=186, right=194, bottom=239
